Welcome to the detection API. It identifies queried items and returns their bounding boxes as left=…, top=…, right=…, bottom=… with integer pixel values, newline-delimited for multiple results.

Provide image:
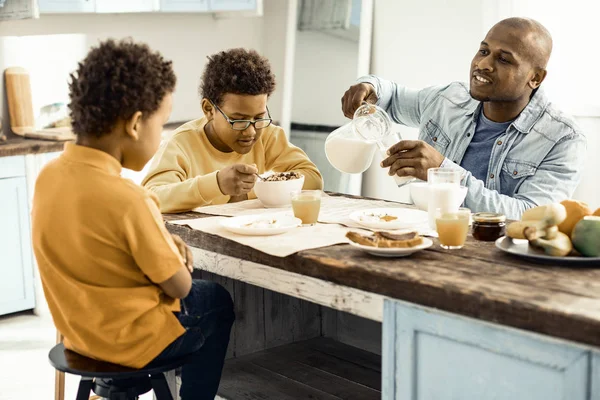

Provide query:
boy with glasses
left=143, top=48, right=323, bottom=213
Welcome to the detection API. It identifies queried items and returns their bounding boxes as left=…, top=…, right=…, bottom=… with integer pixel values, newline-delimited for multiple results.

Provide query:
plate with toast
left=346, top=231, right=433, bottom=257
left=349, top=208, right=428, bottom=230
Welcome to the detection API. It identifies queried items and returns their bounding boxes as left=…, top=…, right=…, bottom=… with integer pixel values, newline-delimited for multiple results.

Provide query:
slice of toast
left=346, top=231, right=423, bottom=248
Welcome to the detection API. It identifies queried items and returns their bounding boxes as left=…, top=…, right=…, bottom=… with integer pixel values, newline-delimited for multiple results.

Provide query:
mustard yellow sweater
left=142, top=118, right=323, bottom=213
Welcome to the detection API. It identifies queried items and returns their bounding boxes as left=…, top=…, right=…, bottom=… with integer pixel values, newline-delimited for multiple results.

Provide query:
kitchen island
left=166, top=200, right=600, bottom=400
left=0, top=137, right=67, bottom=315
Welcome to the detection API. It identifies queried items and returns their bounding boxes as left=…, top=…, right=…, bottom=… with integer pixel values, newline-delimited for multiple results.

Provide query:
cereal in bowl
left=263, top=171, right=302, bottom=182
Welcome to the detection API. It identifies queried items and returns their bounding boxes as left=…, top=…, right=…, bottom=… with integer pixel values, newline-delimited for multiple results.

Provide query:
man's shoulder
left=534, top=103, right=585, bottom=142
left=544, top=104, right=584, bottom=135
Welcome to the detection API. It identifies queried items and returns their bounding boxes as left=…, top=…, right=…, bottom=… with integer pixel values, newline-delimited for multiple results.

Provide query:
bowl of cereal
left=254, top=171, right=305, bottom=208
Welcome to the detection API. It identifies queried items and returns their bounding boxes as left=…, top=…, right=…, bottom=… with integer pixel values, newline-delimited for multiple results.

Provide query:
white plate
left=495, top=236, right=600, bottom=266
left=349, top=208, right=428, bottom=230
left=348, top=237, right=433, bottom=258
left=220, top=214, right=301, bottom=236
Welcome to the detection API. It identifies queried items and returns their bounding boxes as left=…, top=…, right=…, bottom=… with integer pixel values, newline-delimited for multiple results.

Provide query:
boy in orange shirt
left=31, top=39, right=234, bottom=400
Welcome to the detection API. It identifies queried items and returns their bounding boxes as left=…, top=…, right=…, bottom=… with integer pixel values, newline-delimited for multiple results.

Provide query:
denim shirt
left=358, top=75, right=587, bottom=219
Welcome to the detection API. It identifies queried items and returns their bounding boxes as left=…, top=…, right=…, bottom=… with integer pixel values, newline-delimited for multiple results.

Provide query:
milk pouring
left=324, top=103, right=414, bottom=187
left=324, top=125, right=377, bottom=174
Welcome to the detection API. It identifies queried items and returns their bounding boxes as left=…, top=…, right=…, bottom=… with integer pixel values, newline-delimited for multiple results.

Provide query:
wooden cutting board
left=4, top=67, right=75, bottom=141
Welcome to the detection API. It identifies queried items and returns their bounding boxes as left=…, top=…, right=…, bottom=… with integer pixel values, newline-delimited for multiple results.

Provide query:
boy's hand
left=171, top=234, right=193, bottom=273
left=229, top=194, right=249, bottom=203
left=217, top=164, right=258, bottom=197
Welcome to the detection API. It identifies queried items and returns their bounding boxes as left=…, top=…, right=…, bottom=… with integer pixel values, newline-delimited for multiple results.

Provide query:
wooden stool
left=48, top=343, right=187, bottom=400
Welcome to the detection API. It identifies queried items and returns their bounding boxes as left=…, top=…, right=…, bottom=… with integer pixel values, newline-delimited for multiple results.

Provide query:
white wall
left=291, top=29, right=359, bottom=126
left=0, top=8, right=295, bottom=137
left=363, top=0, right=485, bottom=202
left=573, top=116, right=600, bottom=208
left=262, top=0, right=298, bottom=134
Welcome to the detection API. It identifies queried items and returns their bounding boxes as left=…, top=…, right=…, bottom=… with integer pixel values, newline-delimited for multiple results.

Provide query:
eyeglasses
left=211, top=100, right=273, bottom=131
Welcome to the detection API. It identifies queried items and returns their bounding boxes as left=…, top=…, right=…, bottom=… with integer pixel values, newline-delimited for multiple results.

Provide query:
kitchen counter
left=0, top=137, right=69, bottom=157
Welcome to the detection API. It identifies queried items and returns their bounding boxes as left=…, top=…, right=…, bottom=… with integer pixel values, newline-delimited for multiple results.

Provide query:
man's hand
left=341, top=83, right=378, bottom=119
left=381, top=140, right=445, bottom=181
left=217, top=164, right=258, bottom=197
left=171, top=234, right=193, bottom=273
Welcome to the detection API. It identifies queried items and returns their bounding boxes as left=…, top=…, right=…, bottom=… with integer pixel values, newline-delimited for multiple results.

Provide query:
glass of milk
left=427, top=168, right=462, bottom=229
left=377, top=131, right=415, bottom=188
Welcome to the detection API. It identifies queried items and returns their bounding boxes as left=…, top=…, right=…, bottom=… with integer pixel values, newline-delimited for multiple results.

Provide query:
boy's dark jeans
left=148, top=279, right=235, bottom=400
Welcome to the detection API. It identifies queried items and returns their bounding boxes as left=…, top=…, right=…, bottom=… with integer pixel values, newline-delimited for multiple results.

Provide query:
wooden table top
left=165, top=196, right=600, bottom=348
left=0, top=136, right=69, bottom=157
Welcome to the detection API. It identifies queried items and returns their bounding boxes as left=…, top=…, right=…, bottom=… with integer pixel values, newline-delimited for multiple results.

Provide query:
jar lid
left=472, top=212, right=506, bottom=223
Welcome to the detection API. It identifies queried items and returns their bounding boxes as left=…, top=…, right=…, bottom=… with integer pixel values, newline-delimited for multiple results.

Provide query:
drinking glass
left=435, top=207, right=471, bottom=249
left=291, top=190, right=322, bottom=226
left=427, top=168, right=462, bottom=229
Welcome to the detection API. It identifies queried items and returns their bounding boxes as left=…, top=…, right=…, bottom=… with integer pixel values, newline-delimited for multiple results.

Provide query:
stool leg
left=150, top=373, right=174, bottom=400
left=75, top=377, right=93, bottom=400
left=55, top=331, right=65, bottom=400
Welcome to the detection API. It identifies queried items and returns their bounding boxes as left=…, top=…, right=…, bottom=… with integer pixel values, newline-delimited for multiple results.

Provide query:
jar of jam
left=472, top=212, right=506, bottom=241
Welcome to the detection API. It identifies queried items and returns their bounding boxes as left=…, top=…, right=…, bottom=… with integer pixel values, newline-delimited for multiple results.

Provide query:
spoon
left=254, top=173, right=266, bottom=181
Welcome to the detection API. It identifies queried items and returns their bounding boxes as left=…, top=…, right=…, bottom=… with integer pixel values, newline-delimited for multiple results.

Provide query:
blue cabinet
left=38, top=0, right=96, bottom=13
left=0, top=157, right=35, bottom=316
left=383, top=299, right=600, bottom=400
left=160, top=0, right=209, bottom=12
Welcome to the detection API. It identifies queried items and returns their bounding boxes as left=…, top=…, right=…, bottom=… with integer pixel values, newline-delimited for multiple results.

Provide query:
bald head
left=492, top=17, right=553, bottom=69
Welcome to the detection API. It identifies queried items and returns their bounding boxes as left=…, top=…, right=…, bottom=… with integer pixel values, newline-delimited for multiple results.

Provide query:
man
left=143, top=48, right=323, bottom=213
left=341, top=17, right=586, bottom=219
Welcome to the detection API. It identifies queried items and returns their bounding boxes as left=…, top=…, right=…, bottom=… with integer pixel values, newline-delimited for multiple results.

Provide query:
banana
left=522, top=203, right=567, bottom=226
left=526, top=230, right=573, bottom=257
left=506, top=222, right=559, bottom=240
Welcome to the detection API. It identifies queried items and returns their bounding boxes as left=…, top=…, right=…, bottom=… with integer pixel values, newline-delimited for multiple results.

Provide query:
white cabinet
left=0, top=157, right=35, bottom=316
left=209, top=0, right=256, bottom=12
left=39, top=0, right=257, bottom=12
left=160, top=0, right=209, bottom=12
left=95, top=0, right=157, bottom=13
left=38, top=0, right=96, bottom=13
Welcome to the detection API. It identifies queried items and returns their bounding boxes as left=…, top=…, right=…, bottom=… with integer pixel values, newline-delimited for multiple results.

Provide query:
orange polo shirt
left=31, top=143, right=185, bottom=368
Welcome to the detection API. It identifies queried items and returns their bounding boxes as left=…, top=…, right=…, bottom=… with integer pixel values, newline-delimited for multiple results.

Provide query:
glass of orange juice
left=291, top=190, right=322, bottom=226
left=435, top=207, right=471, bottom=249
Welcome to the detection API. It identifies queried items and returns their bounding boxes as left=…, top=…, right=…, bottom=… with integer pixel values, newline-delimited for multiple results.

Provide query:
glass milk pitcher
left=324, top=103, right=414, bottom=187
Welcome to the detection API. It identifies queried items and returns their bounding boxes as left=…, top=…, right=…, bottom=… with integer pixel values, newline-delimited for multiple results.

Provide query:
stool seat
left=49, top=343, right=186, bottom=379
left=49, top=343, right=187, bottom=400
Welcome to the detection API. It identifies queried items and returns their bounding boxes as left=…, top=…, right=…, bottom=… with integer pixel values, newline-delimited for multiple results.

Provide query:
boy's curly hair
left=200, top=48, right=276, bottom=105
left=68, top=39, right=176, bottom=137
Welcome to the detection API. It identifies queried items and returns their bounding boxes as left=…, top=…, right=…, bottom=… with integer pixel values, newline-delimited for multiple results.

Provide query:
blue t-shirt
left=460, top=110, right=513, bottom=182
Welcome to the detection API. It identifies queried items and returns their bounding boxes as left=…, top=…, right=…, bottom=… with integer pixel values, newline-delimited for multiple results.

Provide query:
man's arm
left=355, top=75, right=446, bottom=127
left=442, top=132, right=587, bottom=219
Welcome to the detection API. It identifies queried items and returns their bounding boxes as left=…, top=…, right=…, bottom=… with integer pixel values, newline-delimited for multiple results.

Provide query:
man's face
left=470, top=24, right=537, bottom=103
left=211, top=93, right=269, bottom=155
